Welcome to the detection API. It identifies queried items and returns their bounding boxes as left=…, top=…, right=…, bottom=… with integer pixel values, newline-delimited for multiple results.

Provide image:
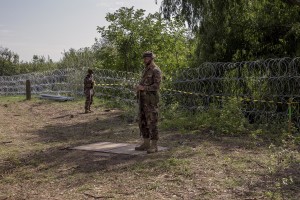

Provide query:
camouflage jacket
left=84, top=74, right=94, bottom=90
left=139, top=63, right=162, bottom=92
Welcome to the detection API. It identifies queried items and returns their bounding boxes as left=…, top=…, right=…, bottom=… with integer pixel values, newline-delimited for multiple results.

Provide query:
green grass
left=0, top=96, right=299, bottom=199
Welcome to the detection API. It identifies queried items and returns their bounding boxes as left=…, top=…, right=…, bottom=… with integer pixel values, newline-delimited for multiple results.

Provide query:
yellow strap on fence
left=94, top=84, right=300, bottom=105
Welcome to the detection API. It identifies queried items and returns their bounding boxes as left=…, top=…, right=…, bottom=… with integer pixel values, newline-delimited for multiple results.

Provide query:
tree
left=96, top=7, right=194, bottom=72
left=0, top=47, right=19, bottom=76
left=58, top=47, right=96, bottom=69
left=285, top=0, right=300, bottom=6
left=161, top=0, right=300, bottom=62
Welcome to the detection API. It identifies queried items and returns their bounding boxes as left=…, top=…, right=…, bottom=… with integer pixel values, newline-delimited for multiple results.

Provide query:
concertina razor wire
left=0, top=57, right=300, bottom=127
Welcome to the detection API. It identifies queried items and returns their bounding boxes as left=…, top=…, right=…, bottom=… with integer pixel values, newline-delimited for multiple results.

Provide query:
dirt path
left=0, top=97, right=299, bottom=200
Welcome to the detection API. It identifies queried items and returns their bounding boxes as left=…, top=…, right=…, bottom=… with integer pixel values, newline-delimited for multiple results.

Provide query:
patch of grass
left=1, top=96, right=300, bottom=199
left=160, top=157, right=189, bottom=168
left=260, top=143, right=300, bottom=199
left=76, top=184, right=93, bottom=192
left=1, top=176, right=16, bottom=184
left=224, top=177, right=243, bottom=188
left=156, top=157, right=192, bottom=177
left=130, top=157, right=192, bottom=177
left=17, top=170, right=35, bottom=180
left=264, top=190, right=283, bottom=200
left=146, top=181, right=161, bottom=191
left=0, top=95, right=28, bottom=102
left=161, top=100, right=249, bottom=135
left=161, top=99, right=294, bottom=145
left=4, top=153, right=22, bottom=166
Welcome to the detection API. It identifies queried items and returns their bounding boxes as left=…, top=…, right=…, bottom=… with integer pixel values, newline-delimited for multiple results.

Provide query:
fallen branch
left=1, top=141, right=12, bottom=144
left=83, top=192, right=114, bottom=199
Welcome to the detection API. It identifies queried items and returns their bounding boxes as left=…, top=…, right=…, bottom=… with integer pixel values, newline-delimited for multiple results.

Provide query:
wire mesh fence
left=0, top=57, right=299, bottom=128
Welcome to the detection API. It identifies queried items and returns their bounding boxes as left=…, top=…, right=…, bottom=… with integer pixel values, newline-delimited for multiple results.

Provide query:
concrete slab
left=71, top=142, right=168, bottom=155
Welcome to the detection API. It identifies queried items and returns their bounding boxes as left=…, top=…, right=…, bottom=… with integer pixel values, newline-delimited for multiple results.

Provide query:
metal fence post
left=288, top=97, right=292, bottom=135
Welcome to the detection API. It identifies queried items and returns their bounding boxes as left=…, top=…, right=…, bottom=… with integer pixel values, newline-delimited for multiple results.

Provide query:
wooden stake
left=26, top=80, right=31, bottom=100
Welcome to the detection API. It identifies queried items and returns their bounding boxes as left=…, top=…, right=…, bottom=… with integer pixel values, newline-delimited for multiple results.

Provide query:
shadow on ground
left=1, top=101, right=300, bottom=199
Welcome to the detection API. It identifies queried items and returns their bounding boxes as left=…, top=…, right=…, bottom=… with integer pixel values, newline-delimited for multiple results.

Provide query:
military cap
left=142, top=51, right=155, bottom=59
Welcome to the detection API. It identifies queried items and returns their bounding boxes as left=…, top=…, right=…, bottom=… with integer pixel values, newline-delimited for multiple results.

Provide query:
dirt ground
left=0, top=96, right=299, bottom=200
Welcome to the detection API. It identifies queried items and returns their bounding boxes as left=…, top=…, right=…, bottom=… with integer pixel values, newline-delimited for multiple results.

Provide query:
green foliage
left=161, top=99, right=248, bottom=135
left=0, top=46, right=97, bottom=76
left=0, top=47, right=20, bottom=76
left=58, top=47, right=96, bottom=69
left=95, top=7, right=195, bottom=72
left=0, top=46, right=57, bottom=75
left=265, top=142, right=300, bottom=199
left=161, top=99, right=291, bottom=140
left=20, top=55, right=57, bottom=73
left=161, top=0, right=300, bottom=63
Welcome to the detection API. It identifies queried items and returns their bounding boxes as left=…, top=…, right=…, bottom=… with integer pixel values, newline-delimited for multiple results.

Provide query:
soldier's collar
left=146, top=63, right=155, bottom=70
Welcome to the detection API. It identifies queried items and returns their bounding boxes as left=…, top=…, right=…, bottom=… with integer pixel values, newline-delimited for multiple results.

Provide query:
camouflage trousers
left=139, top=97, right=159, bottom=140
left=84, top=88, right=94, bottom=111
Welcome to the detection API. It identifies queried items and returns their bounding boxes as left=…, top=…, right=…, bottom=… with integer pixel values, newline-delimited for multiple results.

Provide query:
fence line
left=1, top=57, right=300, bottom=128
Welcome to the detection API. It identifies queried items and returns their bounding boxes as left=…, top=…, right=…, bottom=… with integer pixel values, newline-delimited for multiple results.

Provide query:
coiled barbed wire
left=0, top=57, right=300, bottom=127
left=164, top=57, right=300, bottom=127
left=0, top=68, right=140, bottom=105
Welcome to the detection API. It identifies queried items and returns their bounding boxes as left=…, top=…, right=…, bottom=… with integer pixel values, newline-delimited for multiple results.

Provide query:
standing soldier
left=84, top=69, right=95, bottom=113
left=135, top=51, right=162, bottom=154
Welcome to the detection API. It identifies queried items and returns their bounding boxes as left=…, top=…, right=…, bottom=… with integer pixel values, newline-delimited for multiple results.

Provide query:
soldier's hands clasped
left=135, top=85, right=145, bottom=91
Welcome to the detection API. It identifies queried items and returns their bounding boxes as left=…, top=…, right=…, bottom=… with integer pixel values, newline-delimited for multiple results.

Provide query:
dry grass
left=0, top=96, right=299, bottom=200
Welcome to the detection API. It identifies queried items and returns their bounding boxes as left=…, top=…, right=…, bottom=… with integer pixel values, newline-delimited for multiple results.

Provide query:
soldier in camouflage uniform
left=84, top=69, right=95, bottom=113
left=135, top=51, right=162, bottom=154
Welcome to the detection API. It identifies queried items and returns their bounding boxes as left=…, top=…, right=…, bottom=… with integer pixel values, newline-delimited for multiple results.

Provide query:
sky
left=0, top=0, right=162, bottom=62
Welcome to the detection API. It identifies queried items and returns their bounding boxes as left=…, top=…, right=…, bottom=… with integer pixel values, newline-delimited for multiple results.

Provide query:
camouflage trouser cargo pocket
left=145, top=92, right=159, bottom=105
left=145, top=111, right=159, bottom=140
